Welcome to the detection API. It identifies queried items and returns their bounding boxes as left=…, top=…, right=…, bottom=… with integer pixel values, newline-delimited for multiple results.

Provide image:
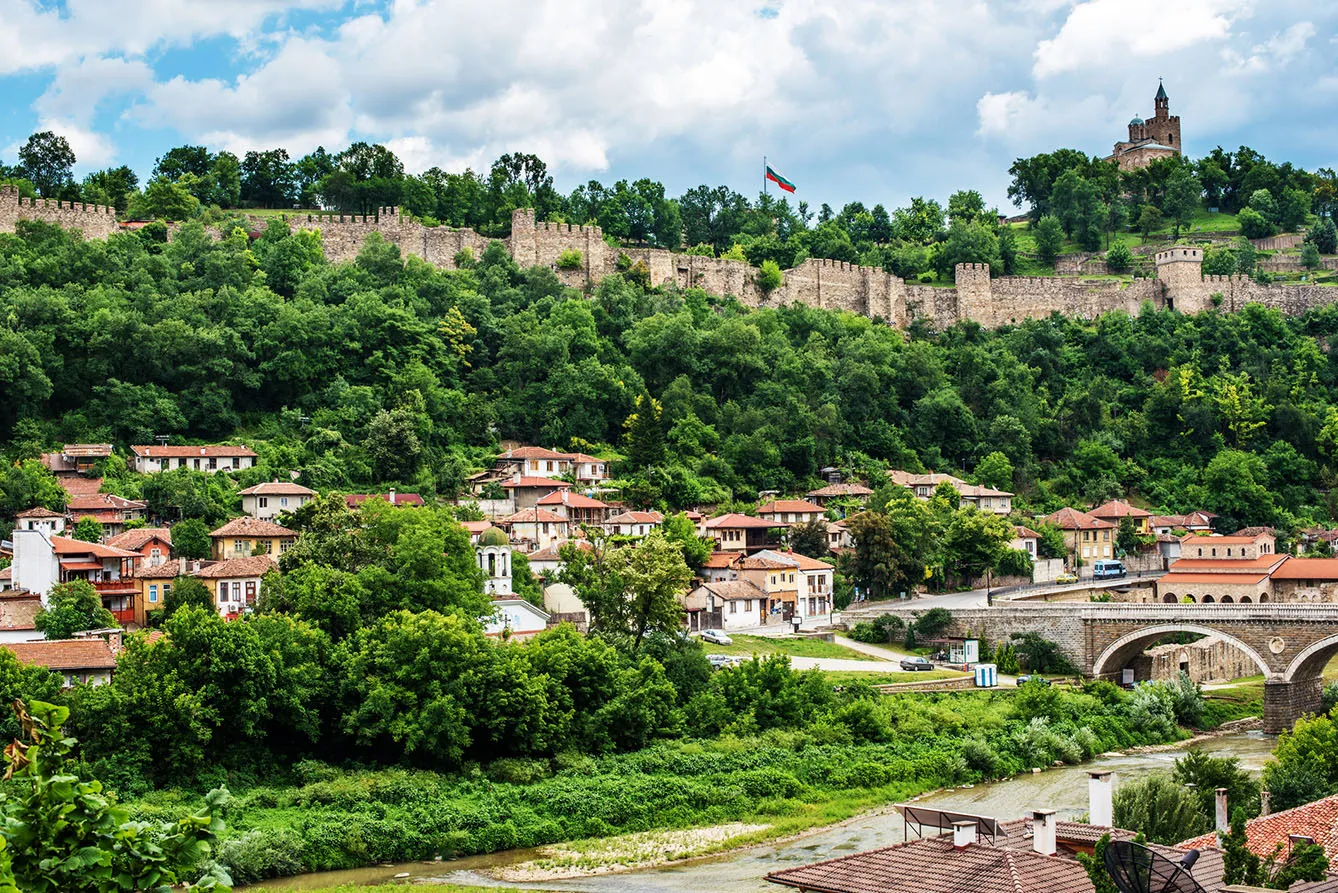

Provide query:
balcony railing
left=110, top=608, right=135, bottom=624
left=91, top=580, right=136, bottom=594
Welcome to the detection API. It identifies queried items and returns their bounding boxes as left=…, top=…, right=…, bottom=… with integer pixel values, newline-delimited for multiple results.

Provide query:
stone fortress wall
left=0, top=184, right=119, bottom=240
left=5, top=195, right=1338, bottom=329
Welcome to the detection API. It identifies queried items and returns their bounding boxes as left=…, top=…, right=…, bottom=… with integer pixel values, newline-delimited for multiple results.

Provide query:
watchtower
left=1154, top=247, right=1204, bottom=312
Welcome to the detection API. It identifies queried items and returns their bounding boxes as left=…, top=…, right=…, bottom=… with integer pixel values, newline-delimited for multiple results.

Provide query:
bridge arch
left=1285, top=634, right=1338, bottom=684
left=1091, top=623, right=1272, bottom=680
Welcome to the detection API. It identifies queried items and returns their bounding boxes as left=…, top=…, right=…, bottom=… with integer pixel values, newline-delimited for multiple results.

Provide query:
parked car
left=1016, top=675, right=1051, bottom=686
left=707, top=653, right=737, bottom=669
left=1055, top=572, right=1079, bottom=584
left=700, top=629, right=733, bottom=646
left=899, top=656, right=935, bottom=671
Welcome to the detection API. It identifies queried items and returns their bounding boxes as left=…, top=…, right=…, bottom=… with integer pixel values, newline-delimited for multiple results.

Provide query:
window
left=150, top=548, right=161, bottom=560
left=258, top=496, right=269, bottom=509
left=234, top=539, right=243, bottom=553
left=279, top=540, right=291, bottom=553
left=149, top=585, right=158, bottom=603
left=746, top=599, right=754, bottom=611
left=1212, top=548, right=1217, bottom=557
left=163, top=583, right=172, bottom=598
left=1082, top=547, right=1090, bottom=558
left=1103, top=531, right=1110, bottom=541
left=280, top=497, right=288, bottom=507
left=208, top=457, right=217, bottom=470
left=730, top=600, right=738, bottom=614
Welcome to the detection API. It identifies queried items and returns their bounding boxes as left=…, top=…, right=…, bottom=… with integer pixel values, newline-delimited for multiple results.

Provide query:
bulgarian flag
left=766, top=164, right=797, bottom=193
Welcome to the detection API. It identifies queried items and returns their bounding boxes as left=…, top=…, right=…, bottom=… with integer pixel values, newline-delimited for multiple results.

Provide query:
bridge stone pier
left=857, top=603, right=1338, bottom=733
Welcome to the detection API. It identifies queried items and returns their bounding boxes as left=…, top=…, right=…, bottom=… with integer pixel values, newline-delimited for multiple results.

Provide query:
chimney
left=1088, top=771, right=1114, bottom=827
left=179, top=557, right=187, bottom=574
left=200, top=447, right=206, bottom=455
left=1215, top=788, right=1229, bottom=833
left=389, top=488, right=396, bottom=506
left=1032, top=809, right=1057, bottom=856
left=1260, top=790, right=1271, bottom=817
left=952, top=820, right=976, bottom=850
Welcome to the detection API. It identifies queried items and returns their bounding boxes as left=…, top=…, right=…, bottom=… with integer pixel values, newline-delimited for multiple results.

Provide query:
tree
left=845, top=511, right=912, bottom=601
left=241, top=148, right=296, bottom=208
left=132, top=178, right=200, bottom=221
left=936, top=219, right=1001, bottom=278
left=756, top=259, right=784, bottom=295
left=661, top=513, right=714, bottom=568
left=1033, top=215, right=1064, bottom=266
left=1309, top=217, right=1338, bottom=254
left=788, top=519, right=831, bottom=560
left=1238, top=206, right=1273, bottom=240
left=34, top=581, right=116, bottom=639
left=1264, top=711, right=1338, bottom=810
left=625, top=392, right=666, bottom=468
left=18, top=131, right=75, bottom=197
left=1173, top=749, right=1260, bottom=827
left=974, top=451, right=1013, bottom=491
left=622, top=531, right=692, bottom=649
left=1112, top=773, right=1209, bottom=844
left=1105, top=241, right=1133, bottom=273
left=0, top=699, right=231, bottom=892
left=171, top=519, right=212, bottom=560
left=1302, top=241, right=1322, bottom=271
left=1077, top=834, right=1121, bottom=893
left=1010, top=632, right=1075, bottom=673
left=1163, top=170, right=1202, bottom=239
left=1222, top=810, right=1262, bottom=886
left=1137, top=204, right=1163, bottom=240
left=162, top=576, right=214, bottom=619
left=81, top=165, right=139, bottom=213
left=72, top=516, right=103, bottom=543
left=1116, top=516, right=1139, bottom=555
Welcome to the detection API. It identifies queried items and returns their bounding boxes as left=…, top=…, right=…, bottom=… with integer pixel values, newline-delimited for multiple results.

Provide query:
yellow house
left=737, top=555, right=801, bottom=621
left=209, top=517, right=297, bottom=560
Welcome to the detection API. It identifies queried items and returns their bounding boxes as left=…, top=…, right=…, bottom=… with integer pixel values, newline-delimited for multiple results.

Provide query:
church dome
left=1129, top=116, right=1144, bottom=126
left=478, top=525, right=509, bottom=547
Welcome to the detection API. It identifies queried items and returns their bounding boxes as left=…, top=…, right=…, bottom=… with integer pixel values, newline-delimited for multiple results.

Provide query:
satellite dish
left=1104, top=840, right=1207, bottom=893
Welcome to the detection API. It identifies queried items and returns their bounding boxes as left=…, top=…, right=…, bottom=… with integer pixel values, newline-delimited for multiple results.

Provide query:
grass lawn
left=1202, top=675, right=1266, bottom=726
left=823, top=669, right=969, bottom=686
left=703, top=634, right=876, bottom=661
left=241, top=207, right=324, bottom=217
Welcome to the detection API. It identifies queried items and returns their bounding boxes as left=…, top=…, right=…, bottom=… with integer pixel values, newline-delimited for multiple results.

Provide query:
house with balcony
left=756, top=499, right=826, bottom=526
left=1042, top=507, right=1117, bottom=570
left=537, top=489, right=611, bottom=526
left=9, top=510, right=141, bottom=623
left=67, top=493, right=148, bottom=538
left=501, top=508, right=570, bottom=552
left=604, top=510, right=664, bottom=538
left=130, top=444, right=257, bottom=474
left=208, top=517, right=297, bottom=560
left=704, top=513, right=782, bottom=554
left=501, top=475, right=570, bottom=511
left=105, top=528, right=173, bottom=568
left=1089, top=499, right=1153, bottom=534
left=485, top=446, right=611, bottom=486
left=749, top=549, right=836, bottom=621
left=40, top=443, right=112, bottom=475
left=240, top=481, right=316, bottom=520
left=194, top=554, right=277, bottom=618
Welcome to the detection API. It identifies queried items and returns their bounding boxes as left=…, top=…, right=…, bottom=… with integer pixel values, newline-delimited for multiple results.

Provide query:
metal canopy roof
left=895, top=804, right=1006, bottom=842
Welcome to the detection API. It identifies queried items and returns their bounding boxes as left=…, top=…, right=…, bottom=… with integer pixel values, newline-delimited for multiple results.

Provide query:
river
left=252, top=732, right=1276, bottom=892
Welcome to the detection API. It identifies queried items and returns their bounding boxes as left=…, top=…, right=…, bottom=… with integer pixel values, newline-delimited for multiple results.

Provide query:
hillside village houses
left=209, top=517, right=297, bottom=560
left=240, top=480, right=316, bottom=520
left=887, top=470, right=1013, bottom=515
left=131, top=443, right=257, bottom=474
left=757, top=499, right=826, bottom=526
left=605, top=510, right=664, bottom=538
left=67, top=493, right=147, bottom=537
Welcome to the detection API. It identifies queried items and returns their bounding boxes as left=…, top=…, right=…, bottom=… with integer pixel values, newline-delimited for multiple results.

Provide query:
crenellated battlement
left=8, top=198, right=1338, bottom=332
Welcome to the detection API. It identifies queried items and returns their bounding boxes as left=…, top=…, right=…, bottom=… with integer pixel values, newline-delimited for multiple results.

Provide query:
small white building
left=239, top=481, right=316, bottom=520
left=130, top=444, right=257, bottom=474
left=1011, top=526, right=1041, bottom=559
left=688, top=580, right=767, bottom=631
left=604, top=510, right=664, bottom=538
left=756, top=499, right=826, bottom=526
left=484, top=598, right=550, bottom=639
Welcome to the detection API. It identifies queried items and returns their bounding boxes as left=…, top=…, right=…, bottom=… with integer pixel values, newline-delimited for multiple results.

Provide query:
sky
left=2, top=0, right=1337, bottom=213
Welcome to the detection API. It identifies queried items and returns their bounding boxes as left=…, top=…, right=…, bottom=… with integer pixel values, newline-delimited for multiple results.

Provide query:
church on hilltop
left=1107, top=81, right=1182, bottom=170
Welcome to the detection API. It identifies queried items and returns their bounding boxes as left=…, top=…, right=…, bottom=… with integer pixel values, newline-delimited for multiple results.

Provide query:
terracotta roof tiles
left=3, top=639, right=117, bottom=672
left=192, top=554, right=278, bottom=579
left=131, top=444, right=256, bottom=458
left=209, top=517, right=296, bottom=538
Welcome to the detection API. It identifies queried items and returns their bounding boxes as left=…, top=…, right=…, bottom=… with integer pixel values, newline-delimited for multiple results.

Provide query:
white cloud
left=1034, top=0, right=1248, bottom=77
left=1223, top=20, right=1316, bottom=73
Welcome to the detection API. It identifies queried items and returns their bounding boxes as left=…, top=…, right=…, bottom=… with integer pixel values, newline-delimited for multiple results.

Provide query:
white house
left=605, top=510, right=664, bottom=538
left=484, top=598, right=550, bottom=639
left=239, top=481, right=316, bottom=520
left=688, top=580, right=767, bottom=631
left=749, top=549, right=836, bottom=621
left=2, top=639, right=117, bottom=687
left=131, top=444, right=257, bottom=474
left=1012, top=526, right=1041, bottom=559
left=756, top=499, right=826, bottom=526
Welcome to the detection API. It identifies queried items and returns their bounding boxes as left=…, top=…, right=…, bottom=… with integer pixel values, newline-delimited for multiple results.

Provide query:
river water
left=252, top=732, right=1276, bottom=892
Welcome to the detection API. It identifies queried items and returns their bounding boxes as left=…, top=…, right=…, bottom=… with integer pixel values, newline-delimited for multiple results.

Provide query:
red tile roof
left=49, top=537, right=140, bottom=559
left=15, top=507, right=64, bottom=519
left=1089, top=499, right=1152, bottom=519
left=59, top=476, right=105, bottom=498
left=499, top=446, right=571, bottom=461
left=105, top=528, right=173, bottom=552
left=1154, top=573, right=1270, bottom=585
left=3, top=639, right=117, bottom=672
left=1179, top=792, right=1338, bottom=862
left=607, top=510, right=664, bottom=525
left=209, top=517, right=296, bottom=538
left=1043, top=507, right=1115, bottom=530
left=193, top=554, right=278, bottom=579
left=536, top=491, right=609, bottom=509
left=766, top=834, right=1096, bottom=893
left=67, top=493, right=146, bottom=511
left=504, top=508, right=569, bottom=524
left=808, top=483, right=875, bottom=498
left=1270, top=558, right=1338, bottom=581
left=704, top=513, right=779, bottom=529
left=757, top=499, right=825, bottom=515
left=131, top=444, right=256, bottom=458
left=238, top=481, right=316, bottom=496
left=1166, top=556, right=1285, bottom=572
left=500, top=476, right=571, bottom=490
left=525, top=538, right=593, bottom=561
left=701, top=551, right=742, bottom=569
left=0, top=593, right=41, bottom=631
left=1014, top=526, right=1042, bottom=539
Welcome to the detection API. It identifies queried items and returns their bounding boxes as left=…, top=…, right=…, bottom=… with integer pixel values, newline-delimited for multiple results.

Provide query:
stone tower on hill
left=1107, top=81, right=1182, bottom=171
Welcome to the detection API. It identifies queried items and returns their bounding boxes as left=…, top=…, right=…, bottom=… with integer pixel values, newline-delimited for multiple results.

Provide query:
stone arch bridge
left=859, top=603, right=1338, bottom=733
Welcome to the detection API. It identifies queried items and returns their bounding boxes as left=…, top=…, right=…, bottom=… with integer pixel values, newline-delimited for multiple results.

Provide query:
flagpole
left=763, top=155, right=768, bottom=198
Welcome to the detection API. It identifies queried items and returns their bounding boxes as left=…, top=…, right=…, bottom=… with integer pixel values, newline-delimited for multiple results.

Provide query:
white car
left=700, top=629, right=733, bottom=646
